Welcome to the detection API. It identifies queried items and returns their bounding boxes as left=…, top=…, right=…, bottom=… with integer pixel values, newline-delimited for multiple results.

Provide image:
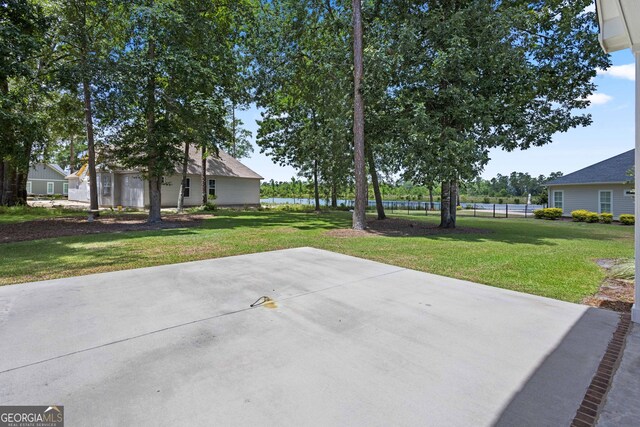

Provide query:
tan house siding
left=156, top=174, right=260, bottom=207
left=548, top=184, right=634, bottom=219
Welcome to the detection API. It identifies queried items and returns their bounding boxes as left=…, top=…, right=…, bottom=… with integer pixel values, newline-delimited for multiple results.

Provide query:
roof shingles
left=546, top=149, right=634, bottom=186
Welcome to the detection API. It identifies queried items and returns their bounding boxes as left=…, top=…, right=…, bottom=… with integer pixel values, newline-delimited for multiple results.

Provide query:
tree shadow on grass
left=0, top=228, right=201, bottom=285
left=198, top=210, right=353, bottom=232
left=318, top=214, right=630, bottom=246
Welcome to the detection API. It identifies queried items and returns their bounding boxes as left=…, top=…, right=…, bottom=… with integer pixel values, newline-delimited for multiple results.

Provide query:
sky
left=237, top=49, right=636, bottom=183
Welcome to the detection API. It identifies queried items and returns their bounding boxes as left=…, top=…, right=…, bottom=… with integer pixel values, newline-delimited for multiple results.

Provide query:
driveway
left=0, top=248, right=620, bottom=426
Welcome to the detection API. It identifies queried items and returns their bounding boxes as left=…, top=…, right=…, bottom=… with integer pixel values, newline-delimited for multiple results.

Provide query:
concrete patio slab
left=0, top=247, right=620, bottom=426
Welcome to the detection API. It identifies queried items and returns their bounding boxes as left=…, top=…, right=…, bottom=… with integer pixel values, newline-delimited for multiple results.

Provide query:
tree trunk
left=352, top=0, right=367, bottom=230
left=367, top=146, right=386, bottom=220
left=15, top=171, right=27, bottom=205
left=231, top=102, right=236, bottom=158
left=0, top=161, right=5, bottom=205
left=146, top=29, right=160, bottom=223
left=148, top=174, right=162, bottom=222
left=331, top=180, right=337, bottom=208
left=429, top=186, right=434, bottom=210
left=313, top=159, right=320, bottom=211
left=2, top=162, right=15, bottom=206
left=449, top=179, right=458, bottom=228
left=0, top=77, right=8, bottom=205
left=440, top=180, right=455, bottom=228
left=201, top=145, right=207, bottom=205
left=177, top=143, right=189, bottom=212
left=69, top=135, right=75, bottom=172
left=81, top=52, right=99, bottom=216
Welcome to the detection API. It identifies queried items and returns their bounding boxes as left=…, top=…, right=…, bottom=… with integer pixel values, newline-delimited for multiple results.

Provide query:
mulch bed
left=583, top=259, right=634, bottom=312
left=0, top=214, right=210, bottom=244
left=324, top=217, right=490, bottom=238
left=583, top=278, right=634, bottom=312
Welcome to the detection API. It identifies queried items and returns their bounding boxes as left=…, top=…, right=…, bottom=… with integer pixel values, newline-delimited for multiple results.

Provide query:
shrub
left=600, top=213, right=613, bottom=224
left=498, top=198, right=504, bottom=204
left=571, top=209, right=590, bottom=222
left=610, top=259, right=634, bottom=280
left=620, top=214, right=635, bottom=225
left=456, top=205, right=462, bottom=211
left=483, top=197, right=490, bottom=204
left=533, top=207, right=563, bottom=220
left=585, top=212, right=600, bottom=223
left=202, top=202, right=217, bottom=211
left=513, top=198, right=520, bottom=204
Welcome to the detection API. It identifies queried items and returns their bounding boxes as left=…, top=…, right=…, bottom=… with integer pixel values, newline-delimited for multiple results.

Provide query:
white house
left=66, top=147, right=262, bottom=208
left=27, top=163, right=68, bottom=196
left=546, top=149, right=634, bottom=219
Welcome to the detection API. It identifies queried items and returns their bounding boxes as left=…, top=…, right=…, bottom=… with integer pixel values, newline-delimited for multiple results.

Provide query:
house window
left=184, top=178, right=190, bottom=198
left=63, top=183, right=68, bottom=195
left=552, top=191, right=563, bottom=210
left=101, top=174, right=111, bottom=196
left=26, top=181, right=32, bottom=194
left=599, top=190, right=612, bottom=214
left=46, top=182, right=54, bottom=195
left=208, top=179, right=216, bottom=197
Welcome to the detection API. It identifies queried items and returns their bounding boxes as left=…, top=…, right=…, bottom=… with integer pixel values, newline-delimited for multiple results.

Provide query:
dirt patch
left=0, top=214, right=211, bottom=244
left=584, top=259, right=634, bottom=312
left=324, top=217, right=489, bottom=238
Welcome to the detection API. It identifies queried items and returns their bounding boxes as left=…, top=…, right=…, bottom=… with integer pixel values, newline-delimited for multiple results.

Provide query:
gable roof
left=47, top=163, right=67, bottom=177
left=67, top=147, right=263, bottom=180
left=180, top=146, right=263, bottom=179
left=546, top=149, right=634, bottom=186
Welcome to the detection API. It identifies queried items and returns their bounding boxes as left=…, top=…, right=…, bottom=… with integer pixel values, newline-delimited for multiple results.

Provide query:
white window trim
left=208, top=179, right=216, bottom=197
left=46, top=182, right=54, bottom=195
left=552, top=190, right=564, bottom=211
left=26, top=181, right=32, bottom=194
left=62, top=182, right=69, bottom=195
left=598, top=190, right=613, bottom=214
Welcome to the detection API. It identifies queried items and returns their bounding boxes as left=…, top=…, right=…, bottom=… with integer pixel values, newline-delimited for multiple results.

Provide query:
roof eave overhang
left=547, top=181, right=631, bottom=186
left=597, top=0, right=640, bottom=53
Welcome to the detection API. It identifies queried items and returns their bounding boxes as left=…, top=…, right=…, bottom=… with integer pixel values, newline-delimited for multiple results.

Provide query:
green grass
left=0, top=210, right=633, bottom=303
left=0, top=205, right=87, bottom=223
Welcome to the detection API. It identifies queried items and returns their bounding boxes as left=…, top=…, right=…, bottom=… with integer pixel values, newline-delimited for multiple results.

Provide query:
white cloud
left=597, top=64, right=635, bottom=81
left=585, top=93, right=613, bottom=106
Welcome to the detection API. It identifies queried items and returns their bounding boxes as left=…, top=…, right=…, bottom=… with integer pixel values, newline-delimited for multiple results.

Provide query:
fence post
left=506, top=204, right=509, bottom=218
left=474, top=203, right=476, bottom=217
left=493, top=204, right=496, bottom=218
left=407, top=202, right=410, bottom=216
left=525, top=204, right=528, bottom=218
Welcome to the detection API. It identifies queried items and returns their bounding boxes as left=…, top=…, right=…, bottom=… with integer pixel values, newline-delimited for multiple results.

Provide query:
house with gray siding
left=26, top=163, right=68, bottom=196
left=67, top=147, right=263, bottom=208
left=546, top=149, right=634, bottom=219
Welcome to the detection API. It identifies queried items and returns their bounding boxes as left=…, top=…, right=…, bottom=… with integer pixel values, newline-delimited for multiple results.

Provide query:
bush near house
left=533, top=207, right=562, bottom=220
left=585, top=212, right=600, bottom=223
left=571, top=210, right=590, bottom=222
left=620, top=214, right=635, bottom=225
left=572, top=210, right=613, bottom=224
left=600, top=213, right=613, bottom=224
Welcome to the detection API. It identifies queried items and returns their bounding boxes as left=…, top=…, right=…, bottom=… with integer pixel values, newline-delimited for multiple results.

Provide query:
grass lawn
left=0, top=206, right=87, bottom=223
left=0, top=209, right=633, bottom=303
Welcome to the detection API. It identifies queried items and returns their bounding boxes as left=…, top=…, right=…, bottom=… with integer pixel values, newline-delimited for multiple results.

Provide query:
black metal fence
left=340, top=200, right=546, bottom=219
